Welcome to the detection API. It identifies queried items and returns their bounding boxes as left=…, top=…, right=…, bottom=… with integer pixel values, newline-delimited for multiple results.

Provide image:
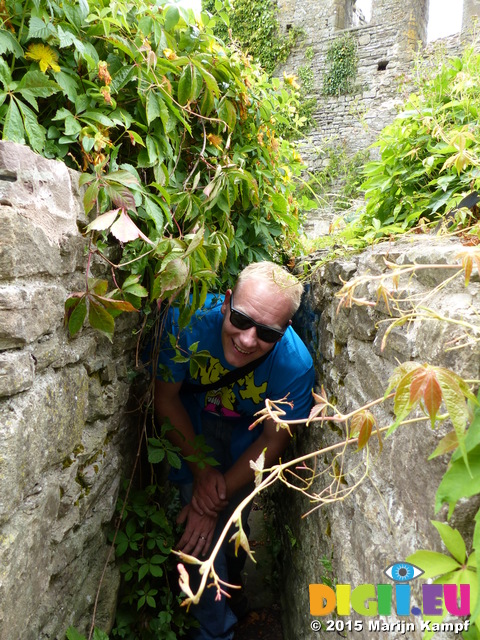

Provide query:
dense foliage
left=322, top=33, right=358, bottom=97
left=0, top=0, right=309, bottom=339
left=202, top=0, right=295, bottom=77
left=361, top=46, right=480, bottom=236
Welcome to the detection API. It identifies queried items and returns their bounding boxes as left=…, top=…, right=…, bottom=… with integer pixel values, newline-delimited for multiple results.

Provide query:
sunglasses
left=229, top=293, right=286, bottom=343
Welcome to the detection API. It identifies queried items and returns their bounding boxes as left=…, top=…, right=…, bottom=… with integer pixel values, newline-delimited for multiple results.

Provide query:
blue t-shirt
left=157, top=293, right=315, bottom=482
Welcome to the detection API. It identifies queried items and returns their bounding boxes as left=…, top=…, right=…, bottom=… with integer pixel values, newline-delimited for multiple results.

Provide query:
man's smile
left=232, top=340, right=253, bottom=355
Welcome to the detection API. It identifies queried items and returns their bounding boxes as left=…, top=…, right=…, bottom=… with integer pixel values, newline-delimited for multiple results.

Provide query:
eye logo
left=384, top=562, right=424, bottom=582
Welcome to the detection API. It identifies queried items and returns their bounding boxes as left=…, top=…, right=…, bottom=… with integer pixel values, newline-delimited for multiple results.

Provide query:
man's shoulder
left=270, top=327, right=313, bottom=376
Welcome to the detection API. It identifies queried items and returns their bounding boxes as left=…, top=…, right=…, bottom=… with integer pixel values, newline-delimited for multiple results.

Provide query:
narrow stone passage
left=234, top=503, right=284, bottom=640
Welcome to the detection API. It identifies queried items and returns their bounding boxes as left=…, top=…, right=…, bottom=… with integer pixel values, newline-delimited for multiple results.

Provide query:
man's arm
left=223, top=418, right=291, bottom=500
left=154, top=379, right=228, bottom=515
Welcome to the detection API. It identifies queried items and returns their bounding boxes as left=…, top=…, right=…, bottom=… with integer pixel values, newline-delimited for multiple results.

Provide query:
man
left=154, top=261, right=314, bottom=639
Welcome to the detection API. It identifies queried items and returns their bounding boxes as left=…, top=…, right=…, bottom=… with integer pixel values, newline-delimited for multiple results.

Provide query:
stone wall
left=277, top=236, right=480, bottom=639
left=0, top=142, right=139, bottom=639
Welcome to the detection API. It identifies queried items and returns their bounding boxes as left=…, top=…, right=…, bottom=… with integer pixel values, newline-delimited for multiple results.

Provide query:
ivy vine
left=202, top=0, right=298, bottom=77
left=323, top=33, right=358, bottom=97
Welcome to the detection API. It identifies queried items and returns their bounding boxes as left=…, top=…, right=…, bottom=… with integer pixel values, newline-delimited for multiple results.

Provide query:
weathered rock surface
left=279, top=237, right=480, bottom=640
left=0, top=142, right=138, bottom=639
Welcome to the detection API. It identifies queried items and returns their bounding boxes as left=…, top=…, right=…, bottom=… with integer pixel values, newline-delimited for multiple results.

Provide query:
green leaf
left=89, top=278, right=109, bottom=296
left=437, top=368, right=470, bottom=470
left=138, top=564, right=149, bottom=581
left=80, top=111, right=115, bottom=127
left=151, top=258, right=189, bottom=300
left=0, top=58, right=12, bottom=89
left=184, top=227, right=204, bottom=259
left=27, top=16, right=56, bottom=40
left=146, top=595, right=156, bottom=608
left=83, top=182, right=99, bottom=215
left=64, top=115, right=82, bottom=136
left=144, top=197, right=164, bottom=231
left=405, top=550, right=461, bottom=579
left=428, top=431, right=458, bottom=459
left=452, top=393, right=480, bottom=461
left=3, top=99, right=25, bottom=144
left=123, top=283, right=148, bottom=298
left=88, top=300, right=115, bottom=340
left=431, top=521, right=466, bottom=564
left=471, top=509, right=480, bottom=623
left=167, top=450, right=182, bottom=469
left=110, top=65, right=136, bottom=93
left=218, top=98, right=237, bottom=130
left=164, top=5, right=180, bottom=31
left=178, top=64, right=194, bottom=106
left=17, top=100, right=46, bottom=153
left=200, top=87, right=214, bottom=116
left=54, top=71, right=79, bottom=102
left=0, top=29, right=23, bottom=59
left=17, top=70, right=60, bottom=99
left=147, top=446, right=165, bottom=464
left=146, top=91, right=161, bottom=125
left=435, top=444, right=480, bottom=516
left=192, top=59, right=219, bottom=97
left=66, top=628, right=86, bottom=640
left=67, top=299, right=87, bottom=337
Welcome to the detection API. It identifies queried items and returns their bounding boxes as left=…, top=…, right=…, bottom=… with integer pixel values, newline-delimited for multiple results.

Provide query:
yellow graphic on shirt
left=199, top=355, right=267, bottom=416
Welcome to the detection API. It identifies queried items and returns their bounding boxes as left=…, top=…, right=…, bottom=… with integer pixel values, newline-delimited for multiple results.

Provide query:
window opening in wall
left=427, top=0, right=462, bottom=42
left=354, top=0, right=372, bottom=25
left=377, top=59, right=389, bottom=71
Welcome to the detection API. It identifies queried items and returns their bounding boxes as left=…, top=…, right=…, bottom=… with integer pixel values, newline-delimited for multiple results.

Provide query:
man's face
left=220, top=279, right=292, bottom=367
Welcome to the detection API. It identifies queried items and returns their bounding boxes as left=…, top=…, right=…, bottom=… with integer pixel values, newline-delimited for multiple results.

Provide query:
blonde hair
left=235, top=261, right=304, bottom=315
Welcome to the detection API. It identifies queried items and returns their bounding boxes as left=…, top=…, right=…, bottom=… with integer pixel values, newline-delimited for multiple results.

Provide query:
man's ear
left=221, top=289, right=232, bottom=315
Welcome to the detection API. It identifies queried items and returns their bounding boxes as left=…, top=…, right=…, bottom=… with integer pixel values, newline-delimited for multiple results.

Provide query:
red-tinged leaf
left=306, top=403, right=326, bottom=426
left=110, top=210, right=154, bottom=245
left=463, top=254, right=473, bottom=286
left=90, top=294, right=138, bottom=312
left=423, top=370, right=443, bottom=428
left=88, top=299, right=115, bottom=340
left=64, top=292, right=84, bottom=313
left=105, top=183, right=137, bottom=212
left=105, top=170, right=140, bottom=188
left=67, top=298, right=87, bottom=336
left=88, top=278, right=109, bottom=296
left=86, top=208, right=119, bottom=232
left=428, top=431, right=459, bottom=459
left=409, top=366, right=428, bottom=405
left=358, top=420, right=373, bottom=450
left=350, top=411, right=376, bottom=450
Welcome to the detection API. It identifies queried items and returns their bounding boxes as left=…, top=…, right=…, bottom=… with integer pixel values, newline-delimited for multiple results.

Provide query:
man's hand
left=176, top=504, right=218, bottom=558
left=191, top=466, right=228, bottom=516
